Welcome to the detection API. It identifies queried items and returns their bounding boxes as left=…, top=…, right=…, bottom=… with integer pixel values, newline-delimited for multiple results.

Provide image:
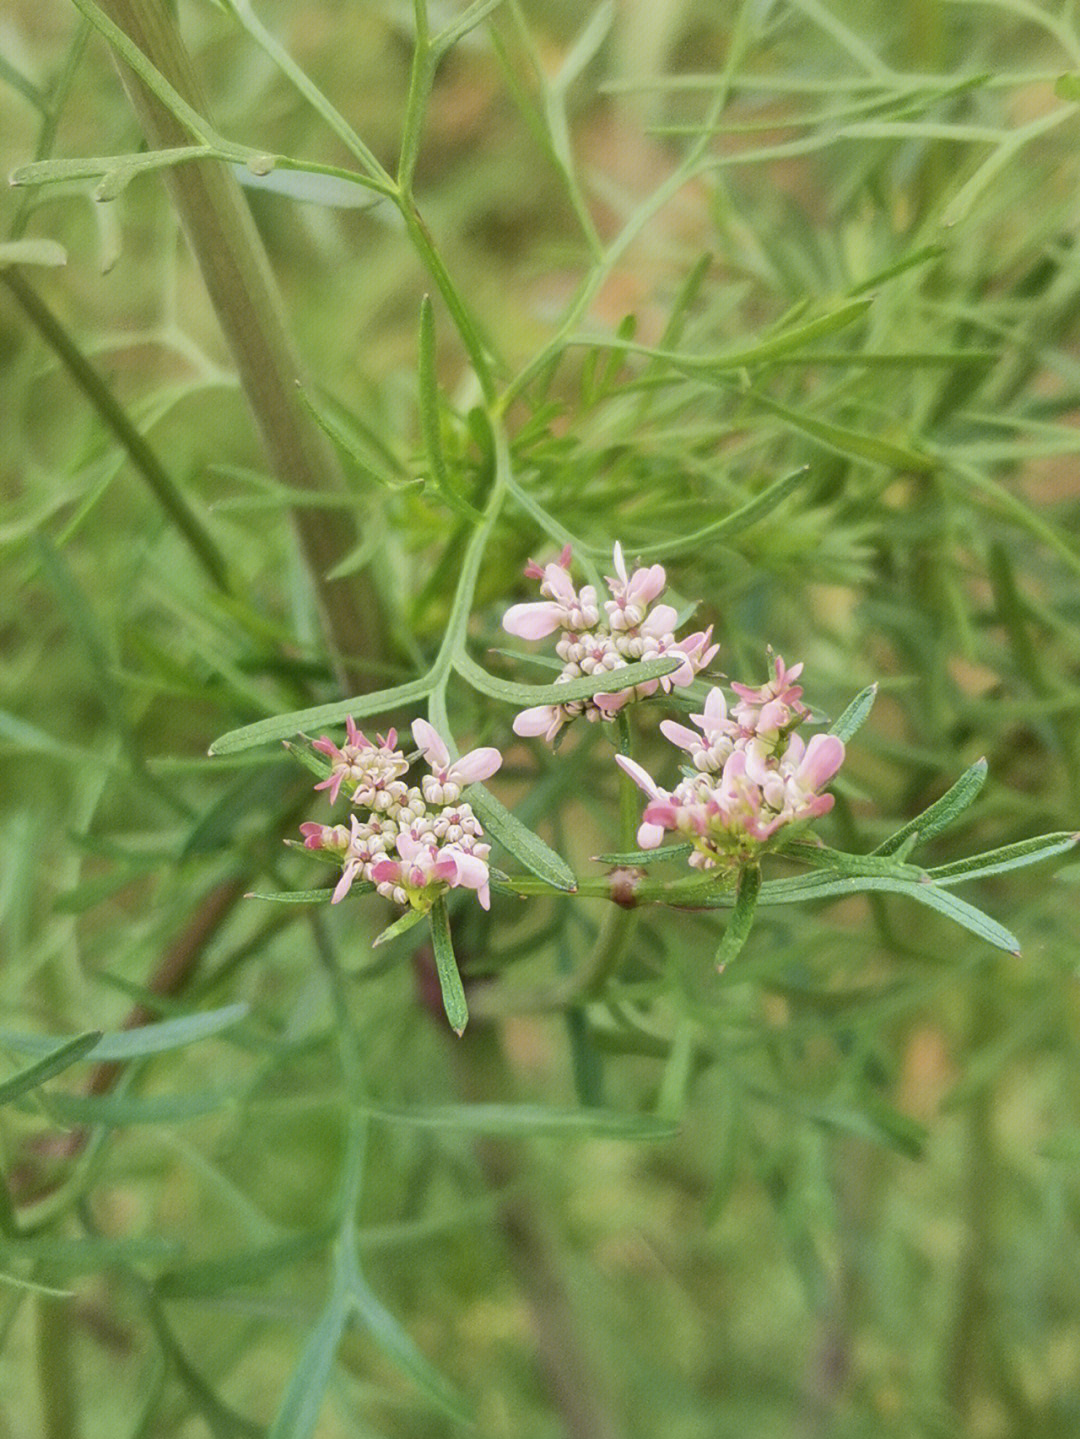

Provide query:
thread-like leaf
left=360, top=1101, right=680, bottom=1139
left=0, top=1032, right=102, bottom=1106
left=0, top=1002, right=249, bottom=1061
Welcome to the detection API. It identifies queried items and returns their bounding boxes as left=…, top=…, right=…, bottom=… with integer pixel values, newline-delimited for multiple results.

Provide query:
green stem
left=2, top=267, right=233, bottom=594
left=84, top=0, right=388, bottom=688
left=36, top=1294, right=79, bottom=1439
left=398, top=0, right=434, bottom=193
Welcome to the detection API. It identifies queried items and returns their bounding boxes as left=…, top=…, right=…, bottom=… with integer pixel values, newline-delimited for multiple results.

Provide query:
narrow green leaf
left=466, top=785, right=577, bottom=891
left=428, top=898, right=468, bottom=1036
left=0, top=239, right=67, bottom=269
left=10, top=146, right=220, bottom=191
left=433, top=0, right=507, bottom=56
left=295, top=389, right=408, bottom=489
left=40, top=1089, right=229, bottom=1126
left=455, top=649, right=681, bottom=706
left=158, top=1229, right=333, bottom=1299
left=282, top=739, right=333, bottom=780
left=714, top=863, right=761, bottom=971
left=0, top=1002, right=249, bottom=1062
left=591, top=843, right=693, bottom=866
left=750, top=391, right=934, bottom=471
left=359, top=1101, right=680, bottom=1139
left=791, top=1096, right=927, bottom=1158
left=268, top=1285, right=349, bottom=1439
left=0, top=1271, right=74, bottom=1298
left=209, top=675, right=433, bottom=754
left=372, top=907, right=426, bottom=946
left=739, top=873, right=1019, bottom=952
left=0, top=1236, right=181, bottom=1274
left=630, top=467, right=810, bottom=561
left=570, top=298, right=872, bottom=373
left=0, top=1032, right=102, bottom=1107
left=418, top=296, right=483, bottom=522
left=148, top=1299, right=263, bottom=1439
left=349, top=1267, right=474, bottom=1424
left=873, top=759, right=988, bottom=855
left=246, top=888, right=342, bottom=904
left=828, top=683, right=877, bottom=741
left=929, top=831, right=1079, bottom=884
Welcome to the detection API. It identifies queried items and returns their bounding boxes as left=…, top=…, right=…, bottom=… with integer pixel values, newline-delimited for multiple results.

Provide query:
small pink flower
left=605, top=543, right=668, bottom=629
left=412, top=718, right=502, bottom=805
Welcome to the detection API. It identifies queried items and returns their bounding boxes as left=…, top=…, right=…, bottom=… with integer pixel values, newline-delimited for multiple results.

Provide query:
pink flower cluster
left=501, top=544, right=718, bottom=744
left=616, top=656, right=845, bottom=869
left=299, top=718, right=502, bottom=912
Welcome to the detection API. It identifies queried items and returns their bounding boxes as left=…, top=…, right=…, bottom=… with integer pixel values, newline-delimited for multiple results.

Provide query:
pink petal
left=543, top=564, right=577, bottom=605
left=314, top=771, right=346, bottom=804
left=411, top=717, right=449, bottom=770
left=629, top=563, right=666, bottom=606
left=332, top=861, right=361, bottom=904
left=640, top=604, right=679, bottom=637
left=502, top=602, right=566, bottom=640
left=797, top=734, right=845, bottom=790
left=513, top=705, right=560, bottom=737
left=594, top=689, right=632, bottom=714
left=660, top=720, right=703, bottom=752
left=450, top=746, right=503, bottom=784
left=615, top=753, right=663, bottom=798
left=638, top=820, right=666, bottom=849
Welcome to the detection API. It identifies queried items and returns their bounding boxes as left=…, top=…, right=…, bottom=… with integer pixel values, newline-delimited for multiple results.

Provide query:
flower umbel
left=298, top=719, right=502, bottom=912
left=616, top=656, right=845, bottom=871
left=503, top=543, right=718, bottom=743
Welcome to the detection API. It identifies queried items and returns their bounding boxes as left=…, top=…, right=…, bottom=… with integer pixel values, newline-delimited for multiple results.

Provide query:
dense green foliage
left=4, top=1, right=1080, bottom=1435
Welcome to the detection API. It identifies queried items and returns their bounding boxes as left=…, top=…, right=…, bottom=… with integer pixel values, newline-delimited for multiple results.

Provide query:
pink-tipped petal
left=502, top=601, right=566, bottom=639
left=797, top=733, right=845, bottom=790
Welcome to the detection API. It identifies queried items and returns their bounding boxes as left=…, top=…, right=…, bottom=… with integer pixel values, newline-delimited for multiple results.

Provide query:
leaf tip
left=451, top=1022, right=467, bottom=1038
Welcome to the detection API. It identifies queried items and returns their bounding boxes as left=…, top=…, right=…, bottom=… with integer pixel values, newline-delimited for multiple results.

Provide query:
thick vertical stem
left=91, top=0, right=386, bottom=687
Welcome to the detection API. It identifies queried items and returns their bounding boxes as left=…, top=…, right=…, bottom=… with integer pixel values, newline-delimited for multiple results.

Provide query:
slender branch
left=2, top=266, right=233, bottom=594
left=82, top=0, right=388, bottom=687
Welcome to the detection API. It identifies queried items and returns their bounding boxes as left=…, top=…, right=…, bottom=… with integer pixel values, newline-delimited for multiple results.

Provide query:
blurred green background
left=4, top=1, right=1080, bottom=1436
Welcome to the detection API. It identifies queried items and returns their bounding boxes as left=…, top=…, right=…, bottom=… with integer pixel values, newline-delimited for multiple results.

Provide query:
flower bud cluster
left=299, top=718, right=502, bottom=912
left=502, top=543, right=718, bottom=745
left=616, top=656, right=845, bottom=870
